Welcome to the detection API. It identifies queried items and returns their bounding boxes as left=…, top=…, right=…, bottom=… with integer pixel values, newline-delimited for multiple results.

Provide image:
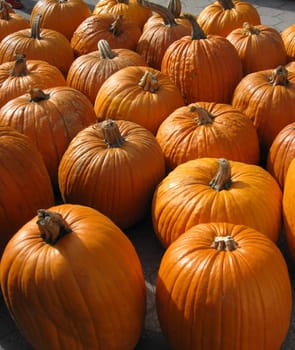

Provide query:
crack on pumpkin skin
left=209, top=158, right=232, bottom=191
left=211, top=235, right=239, bottom=251
left=37, top=209, right=72, bottom=245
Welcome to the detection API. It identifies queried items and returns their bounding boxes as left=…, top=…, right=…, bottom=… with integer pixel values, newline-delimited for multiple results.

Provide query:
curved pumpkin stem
left=37, top=209, right=72, bottom=245
left=9, top=53, right=28, bottom=77
left=101, top=119, right=125, bottom=147
left=209, top=158, right=232, bottom=191
left=217, top=0, right=235, bottom=10
left=190, top=105, right=213, bottom=125
left=242, top=22, right=260, bottom=36
left=98, top=39, right=117, bottom=59
left=31, top=13, right=42, bottom=39
left=138, top=70, right=159, bottom=92
left=211, top=235, right=238, bottom=251
left=182, top=13, right=206, bottom=40
left=167, top=0, right=182, bottom=18
left=269, top=65, right=289, bottom=86
left=141, top=0, right=177, bottom=26
left=109, top=15, right=124, bottom=36
left=29, top=87, right=50, bottom=102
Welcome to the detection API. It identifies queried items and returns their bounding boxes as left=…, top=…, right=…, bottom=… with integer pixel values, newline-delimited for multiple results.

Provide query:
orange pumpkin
left=156, top=222, right=292, bottom=350
left=197, top=0, right=261, bottom=37
left=0, top=203, right=146, bottom=350
left=58, top=119, right=166, bottom=229
left=0, top=86, right=96, bottom=191
left=0, top=126, right=54, bottom=254
left=156, top=101, right=260, bottom=171
left=66, top=39, right=148, bottom=105
left=152, top=157, right=282, bottom=248
left=281, top=23, right=295, bottom=62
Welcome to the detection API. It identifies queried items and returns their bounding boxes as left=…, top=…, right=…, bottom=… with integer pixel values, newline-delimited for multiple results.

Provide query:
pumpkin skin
left=0, top=126, right=54, bottom=254
left=161, top=16, right=243, bottom=105
left=267, top=122, right=295, bottom=189
left=94, top=65, right=185, bottom=135
left=0, top=204, right=146, bottom=350
left=152, top=157, right=282, bottom=248
left=58, top=119, right=166, bottom=229
left=197, top=0, right=261, bottom=37
left=30, top=0, right=92, bottom=40
left=156, top=101, right=260, bottom=171
left=281, top=24, right=295, bottom=62
left=0, top=54, right=66, bottom=108
left=156, top=222, right=292, bottom=350
left=226, top=22, right=287, bottom=75
left=66, top=39, right=148, bottom=105
left=0, top=86, right=96, bottom=191
left=232, top=65, right=295, bottom=163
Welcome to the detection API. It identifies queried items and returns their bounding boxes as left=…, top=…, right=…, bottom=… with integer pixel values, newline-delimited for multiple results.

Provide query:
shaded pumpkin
left=30, top=0, right=92, bottom=40
left=281, top=23, right=295, bottom=62
left=0, top=13, right=74, bottom=76
left=0, top=126, right=54, bottom=254
left=94, top=65, right=185, bottom=135
left=156, top=222, right=292, bottom=350
left=0, top=53, right=66, bottom=108
left=66, top=39, right=148, bottom=105
left=226, top=22, right=287, bottom=75
left=58, top=119, right=166, bottom=229
left=70, top=13, right=142, bottom=57
left=0, top=204, right=146, bottom=350
left=197, top=0, right=261, bottom=37
left=156, top=101, right=260, bottom=171
left=152, top=157, right=282, bottom=248
left=0, top=86, right=96, bottom=191
left=161, top=14, right=243, bottom=104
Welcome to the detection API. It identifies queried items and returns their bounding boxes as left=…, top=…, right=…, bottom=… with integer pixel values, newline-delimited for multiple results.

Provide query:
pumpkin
left=94, top=65, right=185, bottom=135
left=152, top=157, right=282, bottom=248
left=0, top=126, right=54, bottom=254
left=197, top=0, right=261, bottom=37
left=0, top=53, right=66, bottom=108
left=66, top=39, right=148, bottom=105
left=135, top=1, right=191, bottom=70
left=0, top=86, right=96, bottom=191
left=226, top=22, right=287, bottom=75
left=283, top=157, right=295, bottom=261
left=0, top=13, right=74, bottom=76
left=231, top=65, right=295, bottom=164
left=281, top=23, right=295, bottom=62
left=30, top=0, right=92, bottom=40
left=93, top=0, right=152, bottom=30
left=0, top=203, right=146, bottom=350
left=156, top=101, right=260, bottom=171
left=0, top=0, right=29, bottom=42
left=161, top=14, right=243, bottom=104
left=70, top=13, right=142, bottom=57
left=58, top=119, right=166, bottom=229
left=156, top=222, right=292, bottom=350
left=286, top=60, right=295, bottom=73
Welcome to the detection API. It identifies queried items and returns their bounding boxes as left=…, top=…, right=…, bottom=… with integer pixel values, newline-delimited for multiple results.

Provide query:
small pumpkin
left=152, top=157, right=282, bottom=248
left=156, top=222, right=292, bottom=350
left=281, top=23, right=295, bottom=62
left=0, top=204, right=146, bottom=350
left=58, top=119, right=166, bottom=229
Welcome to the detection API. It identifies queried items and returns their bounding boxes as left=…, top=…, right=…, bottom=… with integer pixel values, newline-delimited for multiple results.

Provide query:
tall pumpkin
left=0, top=204, right=146, bottom=350
left=0, top=126, right=54, bottom=254
left=152, top=157, right=282, bottom=248
left=156, top=222, right=292, bottom=350
left=161, top=15, right=243, bottom=104
left=58, top=119, right=166, bottom=229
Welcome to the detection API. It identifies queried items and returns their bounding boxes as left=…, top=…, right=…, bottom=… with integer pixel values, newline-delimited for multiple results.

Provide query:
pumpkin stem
left=138, top=70, right=159, bottom=92
left=141, top=0, right=177, bottom=26
left=98, top=39, right=117, bottom=59
left=29, top=87, right=50, bottom=102
left=37, top=209, right=72, bottom=245
left=109, top=15, right=124, bottom=36
left=217, top=0, right=235, bottom=10
left=9, top=53, right=28, bottom=77
left=190, top=105, right=213, bottom=125
left=167, top=0, right=182, bottom=18
left=209, top=158, right=232, bottom=191
left=31, top=13, right=42, bottom=39
left=269, top=65, right=289, bottom=86
left=181, top=13, right=206, bottom=40
left=242, top=22, right=260, bottom=36
left=101, top=119, right=125, bottom=147
left=211, top=235, right=238, bottom=251
left=0, top=0, right=12, bottom=20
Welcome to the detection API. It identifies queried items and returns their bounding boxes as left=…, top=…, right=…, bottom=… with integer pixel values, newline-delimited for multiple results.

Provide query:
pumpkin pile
left=0, top=0, right=295, bottom=349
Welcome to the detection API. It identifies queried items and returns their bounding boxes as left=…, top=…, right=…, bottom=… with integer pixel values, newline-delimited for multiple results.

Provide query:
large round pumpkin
left=0, top=203, right=146, bottom=350
left=152, top=157, right=282, bottom=248
left=156, top=222, right=292, bottom=350
left=58, top=119, right=166, bottom=229
left=0, top=126, right=54, bottom=254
